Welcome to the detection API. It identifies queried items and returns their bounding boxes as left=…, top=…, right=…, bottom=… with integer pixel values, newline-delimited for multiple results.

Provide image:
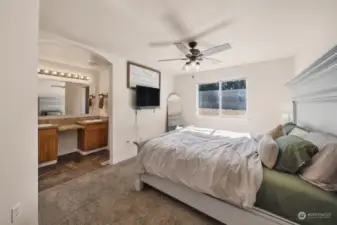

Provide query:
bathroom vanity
left=38, top=115, right=109, bottom=167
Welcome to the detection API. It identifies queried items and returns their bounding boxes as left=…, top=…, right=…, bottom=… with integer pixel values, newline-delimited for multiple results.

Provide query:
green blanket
left=255, top=168, right=337, bottom=225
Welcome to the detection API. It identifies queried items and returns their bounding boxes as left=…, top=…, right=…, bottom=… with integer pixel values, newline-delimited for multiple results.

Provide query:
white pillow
left=289, top=127, right=309, bottom=139
left=258, top=134, right=279, bottom=169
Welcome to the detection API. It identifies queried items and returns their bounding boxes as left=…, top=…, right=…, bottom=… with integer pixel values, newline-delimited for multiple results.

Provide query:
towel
left=88, top=97, right=93, bottom=107
left=98, top=95, right=104, bottom=109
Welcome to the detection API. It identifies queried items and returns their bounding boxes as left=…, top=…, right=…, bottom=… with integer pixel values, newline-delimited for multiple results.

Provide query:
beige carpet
left=39, top=158, right=222, bottom=225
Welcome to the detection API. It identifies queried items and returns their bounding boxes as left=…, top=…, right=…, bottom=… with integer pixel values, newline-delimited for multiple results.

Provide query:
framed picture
left=127, top=61, right=161, bottom=89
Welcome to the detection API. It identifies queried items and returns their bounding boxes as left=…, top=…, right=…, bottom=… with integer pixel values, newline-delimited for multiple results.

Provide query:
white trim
left=286, top=45, right=337, bottom=87
left=140, top=174, right=297, bottom=225
left=38, top=160, right=57, bottom=168
left=76, top=147, right=108, bottom=155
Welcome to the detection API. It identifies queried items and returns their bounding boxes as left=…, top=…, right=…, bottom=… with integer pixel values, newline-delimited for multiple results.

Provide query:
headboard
left=286, top=45, right=337, bottom=136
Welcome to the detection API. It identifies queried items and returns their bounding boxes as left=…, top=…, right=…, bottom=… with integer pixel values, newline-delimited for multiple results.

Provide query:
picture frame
left=127, top=61, right=161, bottom=89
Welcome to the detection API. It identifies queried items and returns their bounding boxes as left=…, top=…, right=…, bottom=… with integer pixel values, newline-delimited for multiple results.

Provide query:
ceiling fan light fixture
left=195, top=62, right=200, bottom=72
left=183, top=62, right=190, bottom=71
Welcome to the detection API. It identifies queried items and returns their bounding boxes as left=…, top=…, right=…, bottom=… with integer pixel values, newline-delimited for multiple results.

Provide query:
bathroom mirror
left=38, top=78, right=89, bottom=116
left=167, top=93, right=184, bottom=131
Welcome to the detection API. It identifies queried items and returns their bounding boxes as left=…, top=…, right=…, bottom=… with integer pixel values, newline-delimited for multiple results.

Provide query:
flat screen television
left=136, top=85, right=160, bottom=108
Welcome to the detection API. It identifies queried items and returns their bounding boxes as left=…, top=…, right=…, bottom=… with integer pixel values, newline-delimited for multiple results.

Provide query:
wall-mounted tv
left=136, top=85, right=160, bottom=108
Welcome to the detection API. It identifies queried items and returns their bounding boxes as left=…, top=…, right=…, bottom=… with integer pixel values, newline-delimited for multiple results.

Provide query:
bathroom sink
left=82, top=119, right=103, bottom=123
left=38, top=124, right=54, bottom=128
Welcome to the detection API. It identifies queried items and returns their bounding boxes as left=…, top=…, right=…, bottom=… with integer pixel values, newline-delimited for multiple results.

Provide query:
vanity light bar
left=37, top=68, right=90, bottom=81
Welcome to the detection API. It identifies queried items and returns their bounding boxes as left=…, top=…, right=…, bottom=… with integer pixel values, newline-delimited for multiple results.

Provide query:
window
left=197, top=79, right=247, bottom=116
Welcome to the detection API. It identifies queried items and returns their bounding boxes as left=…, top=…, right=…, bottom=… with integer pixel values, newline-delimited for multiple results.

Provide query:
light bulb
left=195, top=62, right=200, bottom=71
left=183, top=63, right=189, bottom=71
left=52, top=71, right=57, bottom=75
left=60, top=72, right=65, bottom=76
left=191, top=61, right=196, bottom=67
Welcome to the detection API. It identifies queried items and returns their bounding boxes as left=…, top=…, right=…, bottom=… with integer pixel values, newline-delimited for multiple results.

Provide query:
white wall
left=174, top=58, right=294, bottom=134
left=109, top=56, right=174, bottom=163
left=294, top=1, right=337, bottom=74
left=0, top=0, right=39, bottom=224
left=58, top=131, right=78, bottom=156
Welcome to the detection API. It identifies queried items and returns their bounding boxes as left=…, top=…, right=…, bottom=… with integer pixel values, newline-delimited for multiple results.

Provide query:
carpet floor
left=39, top=158, right=222, bottom=225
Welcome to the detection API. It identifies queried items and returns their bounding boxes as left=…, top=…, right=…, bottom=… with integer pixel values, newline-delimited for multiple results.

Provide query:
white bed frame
left=135, top=45, right=337, bottom=225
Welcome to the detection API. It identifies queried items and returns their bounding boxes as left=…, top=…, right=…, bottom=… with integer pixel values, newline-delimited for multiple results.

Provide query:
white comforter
left=137, top=128, right=263, bottom=208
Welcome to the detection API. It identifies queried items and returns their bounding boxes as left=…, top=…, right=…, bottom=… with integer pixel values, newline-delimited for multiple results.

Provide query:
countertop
left=38, top=119, right=108, bottom=131
left=77, top=119, right=108, bottom=126
left=38, top=124, right=59, bottom=130
left=58, top=124, right=84, bottom=132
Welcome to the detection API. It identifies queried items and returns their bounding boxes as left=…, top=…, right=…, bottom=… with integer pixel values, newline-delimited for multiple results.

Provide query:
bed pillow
left=299, top=132, right=337, bottom=191
left=288, top=127, right=309, bottom=139
left=267, top=124, right=284, bottom=140
left=282, top=122, right=296, bottom=135
left=300, top=143, right=337, bottom=191
left=274, top=135, right=318, bottom=174
left=257, top=134, right=279, bottom=168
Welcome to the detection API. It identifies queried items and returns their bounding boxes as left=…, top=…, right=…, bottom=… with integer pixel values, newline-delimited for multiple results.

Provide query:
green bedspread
left=255, top=168, right=337, bottom=225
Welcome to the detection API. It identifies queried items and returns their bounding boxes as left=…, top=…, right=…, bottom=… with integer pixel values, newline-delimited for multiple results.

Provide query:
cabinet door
left=38, top=129, right=58, bottom=163
left=85, top=123, right=108, bottom=150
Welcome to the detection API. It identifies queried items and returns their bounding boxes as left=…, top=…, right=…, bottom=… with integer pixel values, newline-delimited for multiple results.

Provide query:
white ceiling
left=39, top=0, right=336, bottom=74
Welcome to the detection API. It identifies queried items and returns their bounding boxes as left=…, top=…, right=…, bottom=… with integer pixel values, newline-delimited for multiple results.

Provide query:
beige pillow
left=300, top=143, right=337, bottom=191
left=258, top=134, right=279, bottom=168
left=268, top=124, right=284, bottom=140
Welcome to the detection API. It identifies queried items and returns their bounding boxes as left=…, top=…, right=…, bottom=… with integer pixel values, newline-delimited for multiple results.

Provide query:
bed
left=135, top=45, right=337, bottom=225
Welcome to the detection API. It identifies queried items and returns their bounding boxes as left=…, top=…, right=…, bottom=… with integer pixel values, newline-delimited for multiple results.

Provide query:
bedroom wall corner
left=174, top=58, right=295, bottom=134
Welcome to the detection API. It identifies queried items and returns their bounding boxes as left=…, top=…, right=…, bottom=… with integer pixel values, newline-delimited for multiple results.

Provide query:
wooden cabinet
left=38, top=128, right=58, bottom=163
left=78, top=122, right=108, bottom=152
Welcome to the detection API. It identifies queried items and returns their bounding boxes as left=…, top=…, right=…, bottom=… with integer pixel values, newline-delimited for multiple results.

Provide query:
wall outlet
left=11, top=203, right=21, bottom=224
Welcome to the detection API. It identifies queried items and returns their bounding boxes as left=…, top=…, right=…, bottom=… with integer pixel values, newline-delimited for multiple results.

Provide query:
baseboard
left=39, top=160, right=57, bottom=168
left=77, top=147, right=108, bottom=155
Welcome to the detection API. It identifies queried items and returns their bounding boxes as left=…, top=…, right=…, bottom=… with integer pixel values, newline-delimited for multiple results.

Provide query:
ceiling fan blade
left=150, top=10, right=191, bottom=47
left=175, top=43, right=191, bottom=55
left=158, top=58, right=188, bottom=62
left=180, top=19, right=233, bottom=43
left=165, top=10, right=191, bottom=37
left=202, top=57, right=222, bottom=64
left=201, top=43, right=231, bottom=57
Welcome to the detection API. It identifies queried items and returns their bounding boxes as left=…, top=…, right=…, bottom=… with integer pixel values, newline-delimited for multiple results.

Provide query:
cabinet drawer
left=86, top=123, right=108, bottom=131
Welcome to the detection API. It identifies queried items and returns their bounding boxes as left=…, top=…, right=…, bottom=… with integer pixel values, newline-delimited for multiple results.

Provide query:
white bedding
left=137, top=128, right=263, bottom=209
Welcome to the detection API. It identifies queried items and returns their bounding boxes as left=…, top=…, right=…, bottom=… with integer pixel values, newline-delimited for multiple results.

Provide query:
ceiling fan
left=150, top=11, right=232, bottom=71
left=158, top=41, right=231, bottom=71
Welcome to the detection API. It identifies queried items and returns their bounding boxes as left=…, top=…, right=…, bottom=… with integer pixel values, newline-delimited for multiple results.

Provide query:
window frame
left=196, top=78, right=248, bottom=118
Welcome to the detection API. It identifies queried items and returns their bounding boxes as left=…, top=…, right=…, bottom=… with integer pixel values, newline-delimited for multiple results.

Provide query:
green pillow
left=282, top=122, right=297, bottom=135
left=274, top=135, right=318, bottom=174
